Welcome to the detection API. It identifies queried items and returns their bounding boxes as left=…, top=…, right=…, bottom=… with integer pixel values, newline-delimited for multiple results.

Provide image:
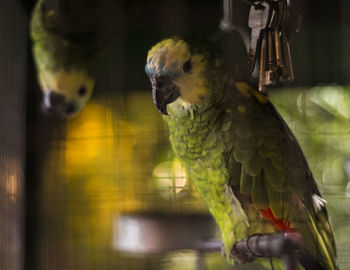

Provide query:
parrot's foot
left=230, top=246, right=254, bottom=264
left=220, top=243, right=254, bottom=264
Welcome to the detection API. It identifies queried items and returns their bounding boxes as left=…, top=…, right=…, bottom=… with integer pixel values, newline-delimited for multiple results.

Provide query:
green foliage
left=271, top=86, right=350, bottom=270
left=270, top=86, right=350, bottom=194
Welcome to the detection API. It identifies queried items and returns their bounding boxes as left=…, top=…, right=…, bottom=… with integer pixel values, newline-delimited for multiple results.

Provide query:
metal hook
left=219, top=0, right=234, bottom=32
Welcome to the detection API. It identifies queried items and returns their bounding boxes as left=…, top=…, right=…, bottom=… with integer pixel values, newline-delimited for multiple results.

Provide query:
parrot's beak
left=150, top=75, right=180, bottom=115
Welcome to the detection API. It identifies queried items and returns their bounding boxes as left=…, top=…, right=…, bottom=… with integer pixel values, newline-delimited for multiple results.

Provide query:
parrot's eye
left=182, top=60, right=192, bottom=74
left=78, top=86, right=87, bottom=96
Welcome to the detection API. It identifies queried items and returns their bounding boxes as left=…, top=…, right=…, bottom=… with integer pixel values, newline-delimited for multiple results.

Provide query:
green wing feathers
left=226, top=83, right=337, bottom=270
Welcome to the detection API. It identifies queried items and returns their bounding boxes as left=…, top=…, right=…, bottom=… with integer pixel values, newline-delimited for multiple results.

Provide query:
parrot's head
left=38, top=68, right=95, bottom=117
left=145, top=37, right=224, bottom=115
left=30, top=0, right=97, bottom=118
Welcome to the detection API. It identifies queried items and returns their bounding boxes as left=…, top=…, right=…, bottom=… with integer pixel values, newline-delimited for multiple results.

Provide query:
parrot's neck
left=165, top=72, right=232, bottom=161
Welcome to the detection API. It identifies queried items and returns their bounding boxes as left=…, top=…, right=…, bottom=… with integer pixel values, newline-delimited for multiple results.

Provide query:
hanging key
left=261, top=0, right=279, bottom=87
left=259, top=30, right=268, bottom=92
left=270, top=0, right=285, bottom=84
left=280, top=31, right=294, bottom=82
left=248, top=0, right=297, bottom=90
left=273, top=28, right=283, bottom=69
left=265, top=29, right=277, bottom=85
left=279, top=0, right=294, bottom=82
left=247, top=2, right=270, bottom=74
left=273, top=0, right=284, bottom=71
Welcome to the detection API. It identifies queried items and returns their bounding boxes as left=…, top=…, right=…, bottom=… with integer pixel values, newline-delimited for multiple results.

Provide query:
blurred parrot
left=30, top=0, right=99, bottom=117
left=145, top=37, right=337, bottom=270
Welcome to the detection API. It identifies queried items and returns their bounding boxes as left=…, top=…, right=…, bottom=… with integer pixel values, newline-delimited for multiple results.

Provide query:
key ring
left=240, top=0, right=266, bottom=10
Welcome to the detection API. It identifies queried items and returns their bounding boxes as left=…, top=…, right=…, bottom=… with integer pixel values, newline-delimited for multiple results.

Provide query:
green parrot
left=145, top=37, right=337, bottom=270
left=30, top=0, right=99, bottom=117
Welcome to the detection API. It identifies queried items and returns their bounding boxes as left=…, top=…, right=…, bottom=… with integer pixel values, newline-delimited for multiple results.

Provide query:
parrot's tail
left=303, top=207, right=337, bottom=270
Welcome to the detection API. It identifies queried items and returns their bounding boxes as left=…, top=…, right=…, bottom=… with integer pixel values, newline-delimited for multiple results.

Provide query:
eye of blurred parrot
left=145, top=36, right=337, bottom=270
left=182, top=60, right=192, bottom=73
left=30, top=0, right=97, bottom=117
left=78, top=86, right=87, bottom=96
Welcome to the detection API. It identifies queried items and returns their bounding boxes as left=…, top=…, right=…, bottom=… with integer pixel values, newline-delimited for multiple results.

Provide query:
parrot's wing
left=224, top=82, right=337, bottom=270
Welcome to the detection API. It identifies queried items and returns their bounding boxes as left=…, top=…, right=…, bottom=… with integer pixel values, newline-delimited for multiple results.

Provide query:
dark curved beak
left=42, top=91, right=78, bottom=117
left=150, top=75, right=180, bottom=115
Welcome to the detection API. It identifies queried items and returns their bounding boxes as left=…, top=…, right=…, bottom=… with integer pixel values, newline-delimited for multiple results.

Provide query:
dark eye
left=78, top=86, right=87, bottom=96
left=182, top=60, right=192, bottom=74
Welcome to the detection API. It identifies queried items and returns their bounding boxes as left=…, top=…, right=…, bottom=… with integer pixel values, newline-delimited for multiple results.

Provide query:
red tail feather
left=260, top=208, right=295, bottom=233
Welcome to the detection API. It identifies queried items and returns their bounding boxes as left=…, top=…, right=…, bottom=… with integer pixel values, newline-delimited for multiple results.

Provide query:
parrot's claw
left=230, top=247, right=254, bottom=264
left=220, top=243, right=254, bottom=264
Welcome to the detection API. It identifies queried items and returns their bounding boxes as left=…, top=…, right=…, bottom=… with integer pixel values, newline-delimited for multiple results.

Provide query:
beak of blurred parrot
left=42, top=90, right=78, bottom=117
left=150, top=75, right=180, bottom=115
